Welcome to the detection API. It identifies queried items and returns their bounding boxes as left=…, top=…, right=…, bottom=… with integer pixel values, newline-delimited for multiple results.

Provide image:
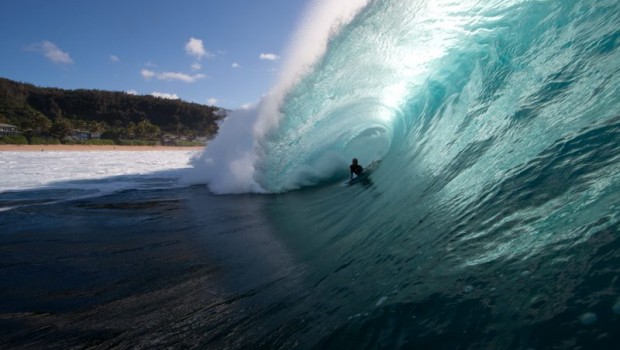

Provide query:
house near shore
left=0, top=123, right=19, bottom=136
left=161, top=133, right=177, bottom=146
left=161, top=134, right=188, bottom=144
left=67, top=130, right=101, bottom=141
left=193, top=136, right=208, bottom=144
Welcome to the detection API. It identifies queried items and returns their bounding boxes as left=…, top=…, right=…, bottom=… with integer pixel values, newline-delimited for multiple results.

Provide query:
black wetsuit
left=350, top=164, right=363, bottom=176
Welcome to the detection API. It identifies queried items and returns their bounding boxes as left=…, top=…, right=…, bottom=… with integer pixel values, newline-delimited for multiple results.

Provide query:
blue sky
left=0, top=0, right=309, bottom=109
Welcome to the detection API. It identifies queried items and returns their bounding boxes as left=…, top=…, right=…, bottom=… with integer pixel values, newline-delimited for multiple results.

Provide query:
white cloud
left=232, top=62, right=241, bottom=68
left=259, top=53, right=280, bottom=61
left=185, top=37, right=212, bottom=59
left=151, top=92, right=179, bottom=100
left=29, top=41, right=73, bottom=64
left=126, top=90, right=138, bottom=95
left=141, top=69, right=156, bottom=79
left=110, top=55, right=120, bottom=62
left=141, top=69, right=206, bottom=83
left=191, top=62, right=202, bottom=71
left=158, top=71, right=206, bottom=83
left=207, top=98, right=218, bottom=105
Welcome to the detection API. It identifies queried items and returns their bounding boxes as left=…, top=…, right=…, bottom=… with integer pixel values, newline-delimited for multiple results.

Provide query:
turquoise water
left=193, top=0, right=620, bottom=266
left=188, top=0, right=620, bottom=347
left=1, top=0, right=620, bottom=348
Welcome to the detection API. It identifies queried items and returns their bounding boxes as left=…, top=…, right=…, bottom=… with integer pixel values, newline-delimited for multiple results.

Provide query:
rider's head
left=352, top=158, right=358, bottom=164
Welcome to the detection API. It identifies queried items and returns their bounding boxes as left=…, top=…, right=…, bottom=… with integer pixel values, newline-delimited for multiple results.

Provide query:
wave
left=186, top=0, right=620, bottom=198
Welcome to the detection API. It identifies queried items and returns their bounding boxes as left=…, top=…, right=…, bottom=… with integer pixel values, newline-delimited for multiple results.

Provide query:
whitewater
left=1, top=0, right=620, bottom=348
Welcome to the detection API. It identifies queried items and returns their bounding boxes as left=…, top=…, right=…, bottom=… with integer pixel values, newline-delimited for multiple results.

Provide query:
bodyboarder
left=350, top=158, right=363, bottom=180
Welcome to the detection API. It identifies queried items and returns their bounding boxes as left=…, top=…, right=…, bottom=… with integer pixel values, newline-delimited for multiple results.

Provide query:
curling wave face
left=186, top=0, right=620, bottom=266
left=187, top=0, right=619, bottom=213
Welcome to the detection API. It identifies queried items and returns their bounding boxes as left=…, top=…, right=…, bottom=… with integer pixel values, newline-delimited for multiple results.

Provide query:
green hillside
left=0, top=77, right=225, bottom=145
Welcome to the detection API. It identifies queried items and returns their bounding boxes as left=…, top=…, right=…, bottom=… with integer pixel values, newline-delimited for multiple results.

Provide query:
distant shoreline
left=0, top=144, right=205, bottom=152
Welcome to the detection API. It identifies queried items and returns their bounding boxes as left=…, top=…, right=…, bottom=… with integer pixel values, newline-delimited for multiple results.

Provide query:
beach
left=0, top=144, right=204, bottom=152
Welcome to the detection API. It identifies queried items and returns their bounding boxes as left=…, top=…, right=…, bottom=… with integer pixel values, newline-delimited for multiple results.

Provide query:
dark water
left=1, top=179, right=619, bottom=349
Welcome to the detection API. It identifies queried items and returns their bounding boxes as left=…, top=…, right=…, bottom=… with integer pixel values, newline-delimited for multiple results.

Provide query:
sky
left=0, top=0, right=309, bottom=109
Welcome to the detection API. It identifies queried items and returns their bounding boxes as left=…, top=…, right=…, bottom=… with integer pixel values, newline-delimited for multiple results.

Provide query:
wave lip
left=186, top=0, right=371, bottom=194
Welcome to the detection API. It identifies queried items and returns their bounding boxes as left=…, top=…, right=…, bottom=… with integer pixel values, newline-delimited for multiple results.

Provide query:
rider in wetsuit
left=350, top=158, right=363, bottom=180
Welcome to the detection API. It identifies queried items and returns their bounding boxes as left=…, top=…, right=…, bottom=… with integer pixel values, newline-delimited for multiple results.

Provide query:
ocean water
left=2, top=0, right=620, bottom=348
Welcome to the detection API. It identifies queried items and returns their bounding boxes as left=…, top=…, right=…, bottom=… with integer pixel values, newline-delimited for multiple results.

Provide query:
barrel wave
left=186, top=0, right=620, bottom=347
left=191, top=0, right=619, bottom=195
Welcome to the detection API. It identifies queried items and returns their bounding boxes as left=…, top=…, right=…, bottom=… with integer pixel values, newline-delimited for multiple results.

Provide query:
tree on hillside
left=135, top=120, right=160, bottom=140
left=47, top=97, right=63, bottom=119
left=19, top=113, right=52, bottom=138
left=89, top=121, right=107, bottom=134
left=50, top=118, right=73, bottom=140
left=74, top=120, right=108, bottom=133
